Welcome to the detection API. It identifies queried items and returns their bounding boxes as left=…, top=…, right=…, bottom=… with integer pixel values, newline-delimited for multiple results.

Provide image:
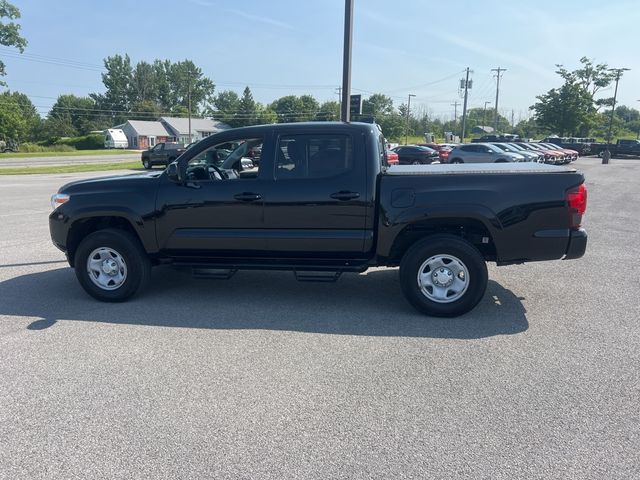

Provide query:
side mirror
left=167, top=162, right=184, bottom=183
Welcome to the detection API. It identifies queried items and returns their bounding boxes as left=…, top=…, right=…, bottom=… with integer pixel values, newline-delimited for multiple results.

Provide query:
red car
left=418, top=143, right=453, bottom=163
left=386, top=149, right=399, bottom=165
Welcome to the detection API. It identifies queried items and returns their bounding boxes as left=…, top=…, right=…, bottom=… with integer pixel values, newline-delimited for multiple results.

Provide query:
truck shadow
left=0, top=266, right=528, bottom=339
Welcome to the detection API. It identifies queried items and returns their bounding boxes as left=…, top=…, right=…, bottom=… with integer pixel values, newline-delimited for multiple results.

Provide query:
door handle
left=234, top=192, right=262, bottom=202
left=330, top=191, right=360, bottom=201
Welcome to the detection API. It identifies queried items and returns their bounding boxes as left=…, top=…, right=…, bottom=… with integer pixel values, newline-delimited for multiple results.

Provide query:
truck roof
left=214, top=121, right=379, bottom=135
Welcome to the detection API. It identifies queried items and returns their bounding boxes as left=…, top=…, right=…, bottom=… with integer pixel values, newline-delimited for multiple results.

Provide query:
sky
left=2, top=0, right=639, bottom=122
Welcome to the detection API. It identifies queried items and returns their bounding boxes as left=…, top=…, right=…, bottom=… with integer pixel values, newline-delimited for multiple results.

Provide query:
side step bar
left=293, top=270, right=342, bottom=283
left=192, top=267, right=238, bottom=280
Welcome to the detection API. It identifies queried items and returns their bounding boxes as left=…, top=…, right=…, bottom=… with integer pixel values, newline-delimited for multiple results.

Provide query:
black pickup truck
left=590, top=139, right=640, bottom=158
left=141, top=142, right=186, bottom=169
left=49, top=122, right=588, bottom=317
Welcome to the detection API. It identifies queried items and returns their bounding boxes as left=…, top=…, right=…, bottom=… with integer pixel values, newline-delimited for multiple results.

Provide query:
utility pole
left=511, top=109, right=515, bottom=129
left=340, top=0, right=354, bottom=122
left=450, top=101, right=459, bottom=125
left=335, top=87, right=342, bottom=103
left=491, top=67, right=506, bottom=132
left=405, top=94, right=415, bottom=144
left=483, top=101, right=491, bottom=128
left=460, top=67, right=472, bottom=141
left=187, top=68, right=192, bottom=143
left=604, top=67, right=630, bottom=164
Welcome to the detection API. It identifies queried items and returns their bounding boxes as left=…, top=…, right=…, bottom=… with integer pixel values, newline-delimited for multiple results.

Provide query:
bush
left=20, top=143, right=76, bottom=153
left=55, top=133, right=104, bottom=150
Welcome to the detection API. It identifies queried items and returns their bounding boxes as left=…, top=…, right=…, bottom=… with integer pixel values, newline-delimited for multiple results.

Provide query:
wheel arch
left=385, top=217, right=497, bottom=265
left=66, top=215, right=151, bottom=266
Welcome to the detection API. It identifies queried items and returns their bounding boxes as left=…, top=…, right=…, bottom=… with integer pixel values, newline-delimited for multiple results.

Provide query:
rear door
left=260, top=128, right=370, bottom=255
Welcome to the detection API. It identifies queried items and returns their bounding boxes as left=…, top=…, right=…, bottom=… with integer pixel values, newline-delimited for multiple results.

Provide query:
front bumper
left=564, top=228, right=587, bottom=260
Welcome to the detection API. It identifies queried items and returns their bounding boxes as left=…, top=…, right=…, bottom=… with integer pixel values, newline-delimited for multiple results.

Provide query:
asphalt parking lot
left=0, top=158, right=638, bottom=479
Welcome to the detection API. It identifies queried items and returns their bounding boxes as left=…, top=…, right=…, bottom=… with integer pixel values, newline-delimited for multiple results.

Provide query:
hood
left=58, top=171, right=163, bottom=193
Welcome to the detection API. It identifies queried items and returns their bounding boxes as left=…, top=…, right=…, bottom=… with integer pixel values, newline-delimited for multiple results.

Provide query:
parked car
left=590, top=139, right=640, bottom=158
left=490, top=143, right=541, bottom=162
left=515, top=142, right=565, bottom=164
left=447, top=143, right=525, bottom=163
left=539, top=143, right=578, bottom=162
left=391, top=145, right=440, bottom=164
left=418, top=143, right=453, bottom=163
left=141, top=142, right=186, bottom=169
left=386, top=149, right=399, bottom=165
left=49, top=122, right=587, bottom=318
left=544, top=137, right=591, bottom=156
left=505, top=142, right=544, bottom=163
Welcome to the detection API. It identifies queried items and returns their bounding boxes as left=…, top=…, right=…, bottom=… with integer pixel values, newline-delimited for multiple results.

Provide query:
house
left=120, top=120, right=174, bottom=150
left=159, top=117, right=230, bottom=144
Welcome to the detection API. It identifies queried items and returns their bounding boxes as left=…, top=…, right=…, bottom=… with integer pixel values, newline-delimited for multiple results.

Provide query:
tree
left=167, top=60, right=215, bottom=115
left=46, top=94, right=108, bottom=136
left=555, top=57, right=616, bottom=98
left=130, top=61, right=158, bottom=105
left=315, top=101, right=340, bottom=121
left=92, top=54, right=133, bottom=122
left=0, top=1, right=27, bottom=85
left=531, top=82, right=596, bottom=136
left=362, top=94, right=394, bottom=117
left=236, top=86, right=259, bottom=127
left=0, top=90, right=40, bottom=140
left=270, top=95, right=305, bottom=123
left=0, top=91, right=29, bottom=141
left=210, top=90, right=241, bottom=127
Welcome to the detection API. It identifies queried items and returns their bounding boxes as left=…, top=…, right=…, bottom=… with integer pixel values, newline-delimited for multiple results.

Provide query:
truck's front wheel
left=399, top=235, right=488, bottom=317
left=74, top=228, right=151, bottom=302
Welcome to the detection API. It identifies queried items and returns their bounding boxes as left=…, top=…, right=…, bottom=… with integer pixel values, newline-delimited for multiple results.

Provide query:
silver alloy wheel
left=87, top=247, right=128, bottom=291
left=416, top=254, right=470, bottom=303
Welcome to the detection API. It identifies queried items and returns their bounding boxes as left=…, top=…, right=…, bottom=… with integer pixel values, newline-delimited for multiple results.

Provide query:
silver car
left=491, top=142, right=542, bottom=163
left=447, top=143, right=525, bottom=164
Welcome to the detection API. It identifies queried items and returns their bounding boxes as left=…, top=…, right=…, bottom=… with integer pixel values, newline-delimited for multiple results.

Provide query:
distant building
left=120, top=120, right=173, bottom=150
left=159, top=117, right=229, bottom=144
left=115, top=117, right=230, bottom=149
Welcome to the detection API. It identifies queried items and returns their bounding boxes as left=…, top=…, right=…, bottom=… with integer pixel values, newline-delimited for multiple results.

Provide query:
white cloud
left=225, top=8, right=296, bottom=31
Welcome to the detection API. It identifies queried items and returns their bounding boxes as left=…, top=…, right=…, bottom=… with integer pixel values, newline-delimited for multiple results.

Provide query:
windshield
left=486, top=144, right=504, bottom=153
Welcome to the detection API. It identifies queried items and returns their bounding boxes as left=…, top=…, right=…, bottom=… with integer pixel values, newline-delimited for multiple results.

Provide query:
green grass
left=0, top=149, right=140, bottom=159
left=0, top=161, right=143, bottom=175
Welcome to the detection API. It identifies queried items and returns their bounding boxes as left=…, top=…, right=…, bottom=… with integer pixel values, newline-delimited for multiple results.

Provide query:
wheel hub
left=101, top=258, right=119, bottom=275
left=432, top=267, right=453, bottom=287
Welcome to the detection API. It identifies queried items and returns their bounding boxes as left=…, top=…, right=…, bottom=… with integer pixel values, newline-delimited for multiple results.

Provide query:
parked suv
left=448, top=143, right=525, bottom=163
left=141, top=142, right=186, bottom=169
left=491, top=143, right=541, bottom=162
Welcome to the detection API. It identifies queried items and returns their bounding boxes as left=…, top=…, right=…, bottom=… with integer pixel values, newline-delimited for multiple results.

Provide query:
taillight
left=566, top=184, right=587, bottom=228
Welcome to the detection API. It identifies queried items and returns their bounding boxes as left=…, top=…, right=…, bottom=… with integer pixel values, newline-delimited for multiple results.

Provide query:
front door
left=260, top=130, right=370, bottom=256
left=155, top=134, right=270, bottom=257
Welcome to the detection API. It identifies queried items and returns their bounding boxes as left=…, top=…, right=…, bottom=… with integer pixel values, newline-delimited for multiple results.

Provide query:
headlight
left=51, top=193, right=70, bottom=210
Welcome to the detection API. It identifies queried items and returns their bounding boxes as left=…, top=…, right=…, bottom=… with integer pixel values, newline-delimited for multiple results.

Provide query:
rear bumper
left=564, top=228, right=587, bottom=260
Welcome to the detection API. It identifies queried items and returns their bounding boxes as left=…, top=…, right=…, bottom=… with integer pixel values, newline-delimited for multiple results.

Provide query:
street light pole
left=340, top=0, right=354, bottom=122
left=405, top=94, right=415, bottom=145
left=604, top=67, right=630, bottom=164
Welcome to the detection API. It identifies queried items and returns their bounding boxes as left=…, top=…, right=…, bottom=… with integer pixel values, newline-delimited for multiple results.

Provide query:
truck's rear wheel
left=399, top=235, right=488, bottom=317
left=143, top=159, right=152, bottom=169
left=74, top=228, right=151, bottom=302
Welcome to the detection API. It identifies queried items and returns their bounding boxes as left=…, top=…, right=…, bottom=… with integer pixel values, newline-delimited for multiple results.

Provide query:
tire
left=74, top=228, right=151, bottom=302
left=451, top=158, right=463, bottom=164
left=411, top=160, right=421, bottom=165
left=399, top=234, right=488, bottom=317
left=143, top=158, right=152, bottom=169
left=495, top=159, right=508, bottom=163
